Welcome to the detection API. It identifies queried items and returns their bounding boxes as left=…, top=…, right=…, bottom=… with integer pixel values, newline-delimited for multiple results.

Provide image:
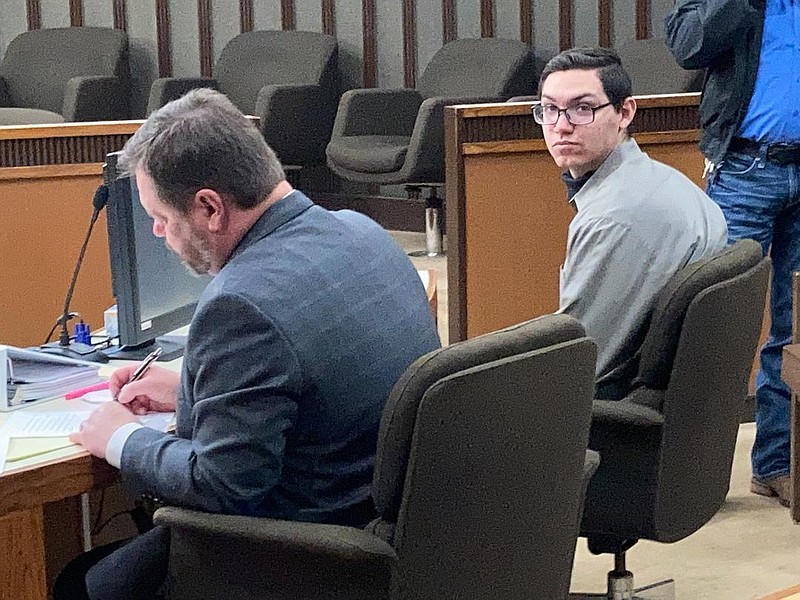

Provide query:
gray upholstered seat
left=154, top=314, right=598, bottom=600
left=146, top=30, right=338, bottom=167
left=571, top=239, right=770, bottom=600
left=326, top=38, right=544, bottom=185
left=615, top=37, right=704, bottom=96
left=327, top=135, right=410, bottom=173
left=0, top=27, right=130, bottom=124
left=0, top=107, right=64, bottom=125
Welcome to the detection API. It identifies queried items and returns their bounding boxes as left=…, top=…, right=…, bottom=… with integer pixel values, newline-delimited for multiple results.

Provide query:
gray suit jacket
left=120, top=191, right=440, bottom=525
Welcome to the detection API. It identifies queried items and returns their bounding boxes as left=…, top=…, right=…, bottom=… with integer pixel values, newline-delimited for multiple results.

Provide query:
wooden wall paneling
left=26, top=0, right=41, bottom=29
left=112, top=0, right=127, bottom=31
left=403, top=0, right=417, bottom=88
left=599, top=0, right=611, bottom=47
left=442, top=0, right=457, bottom=44
left=240, top=0, right=254, bottom=33
left=362, top=0, right=377, bottom=88
left=480, top=0, right=495, bottom=38
left=520, top=0, right=532, bottom=45
left=70, top=0, right=83, bottom=26
left=636, top=0, right=649, bottom=39
left=198, top=0, right=213, bottom=77
left=282, top=0, right=296, bottom=30
left=559, top=0, right=572, bottom=50
left=155, top=0, right=172, bottom=77
left=322, top=0, right=335, bottom=35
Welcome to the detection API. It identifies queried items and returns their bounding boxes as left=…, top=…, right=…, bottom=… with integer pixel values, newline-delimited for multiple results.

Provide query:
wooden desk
left=759, top=584, right=800, bottom=600
left=0, top=120, right=142, bottom=347
left=781, top=342, right=800, bottom=523
left=0, top=448, right=117, bottom=598
left=0, top=358, right=180, bottom=599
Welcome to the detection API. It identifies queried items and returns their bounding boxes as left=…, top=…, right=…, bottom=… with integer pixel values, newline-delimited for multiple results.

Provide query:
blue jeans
left=707, top=147, right=800, bottom=481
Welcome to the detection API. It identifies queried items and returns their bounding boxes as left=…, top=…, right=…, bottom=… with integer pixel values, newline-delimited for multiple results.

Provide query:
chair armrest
left=403, top=95, right=501, bottom=182
left=63, top=76, right=129, bottom=121
left=332, top=88, right=422, bottom=137
left=0, top=77, right=11, bottom=107
left=590, top=399, right=665, bottom=427
left=155, top=506, right=397, bottom=600
left=146, top=77, right=217, bottom=115
left=255, top=83, right=335, bottom=166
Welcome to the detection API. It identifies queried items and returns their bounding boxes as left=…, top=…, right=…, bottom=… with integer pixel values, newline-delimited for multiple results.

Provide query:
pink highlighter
left=65, top=381, right=110, bottom=400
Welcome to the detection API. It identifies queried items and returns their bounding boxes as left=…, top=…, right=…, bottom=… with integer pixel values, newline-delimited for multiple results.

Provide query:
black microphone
left=39, top=183, right=111, bottom=363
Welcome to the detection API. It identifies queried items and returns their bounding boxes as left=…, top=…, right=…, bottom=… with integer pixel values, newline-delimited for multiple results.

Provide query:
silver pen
left=115, top=347, right=162, bottom=401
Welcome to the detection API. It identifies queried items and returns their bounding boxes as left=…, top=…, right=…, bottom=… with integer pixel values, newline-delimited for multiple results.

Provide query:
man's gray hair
left=119, top=88, right=285, bottom=213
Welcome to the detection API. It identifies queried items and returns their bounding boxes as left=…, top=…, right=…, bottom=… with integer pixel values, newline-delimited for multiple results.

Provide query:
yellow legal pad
left=6, top=437, right=75, bottom=462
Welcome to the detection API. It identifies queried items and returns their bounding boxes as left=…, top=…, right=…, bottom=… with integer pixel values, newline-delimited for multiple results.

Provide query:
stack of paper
left=2, top=345, right=103, bottom=410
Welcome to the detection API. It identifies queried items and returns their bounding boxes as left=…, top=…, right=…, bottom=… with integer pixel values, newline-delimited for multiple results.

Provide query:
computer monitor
left=103, top=152, right=210, bottom=361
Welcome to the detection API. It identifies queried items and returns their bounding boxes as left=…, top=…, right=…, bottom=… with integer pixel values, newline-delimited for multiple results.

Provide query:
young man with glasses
left=666, top=0, right=799, bottom=509
left=536, top=47, right=728, bottom=399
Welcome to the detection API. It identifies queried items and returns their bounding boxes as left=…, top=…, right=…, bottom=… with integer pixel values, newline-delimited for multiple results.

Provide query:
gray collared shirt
left=558, top=139, right=728, bottom=392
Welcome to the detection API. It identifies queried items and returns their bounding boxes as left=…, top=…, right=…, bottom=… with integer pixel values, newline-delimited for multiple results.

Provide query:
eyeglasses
left=532, top=102, right=614, bottom=126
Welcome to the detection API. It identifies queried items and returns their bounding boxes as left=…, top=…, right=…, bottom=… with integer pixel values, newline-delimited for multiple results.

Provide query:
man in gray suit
left=57, top=88, right=440, bottom=600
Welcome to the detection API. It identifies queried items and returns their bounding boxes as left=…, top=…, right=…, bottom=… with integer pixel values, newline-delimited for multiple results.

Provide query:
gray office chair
left=571, top=240, right=770, bottom=600
left=155, top=314, right=598, bottom=600
left=147, top=30, right=338, bottom=168
left=615, top=38, right=704, bottom=96
left=326, top=38, right=544, bottom=256
left=0, top=27, right=130, bottom=124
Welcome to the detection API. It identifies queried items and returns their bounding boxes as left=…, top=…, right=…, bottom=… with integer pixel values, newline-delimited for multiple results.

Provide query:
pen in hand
left=115, top=347, right=162, bottom=402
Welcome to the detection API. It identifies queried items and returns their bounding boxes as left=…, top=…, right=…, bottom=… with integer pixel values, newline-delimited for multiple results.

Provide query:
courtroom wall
left=0, top=0, right=676, bottom=119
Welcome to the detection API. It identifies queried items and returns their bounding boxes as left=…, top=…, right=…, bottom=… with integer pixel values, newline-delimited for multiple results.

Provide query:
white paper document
left=76, top=390, right=175, bottom=431
left=5, top=411, right=92, bottom=437
left=83, top=389, right=114, bottom=404
left=139, top=412, right=175, bottom=432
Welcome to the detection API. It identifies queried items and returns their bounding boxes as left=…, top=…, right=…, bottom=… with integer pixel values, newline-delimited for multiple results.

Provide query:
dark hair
left=118, top=88, right=285, bottom=213
left=538, top=47, right=632, bottom=109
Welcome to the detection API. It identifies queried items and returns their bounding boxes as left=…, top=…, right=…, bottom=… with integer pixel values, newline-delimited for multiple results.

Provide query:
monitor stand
left=38, top=341, right=110, bottom=364
left=105, top=336, right=186, bottom=362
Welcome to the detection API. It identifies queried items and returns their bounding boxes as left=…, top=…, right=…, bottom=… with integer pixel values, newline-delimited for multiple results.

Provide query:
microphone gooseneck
left=49, top=184, right=108, bottom=347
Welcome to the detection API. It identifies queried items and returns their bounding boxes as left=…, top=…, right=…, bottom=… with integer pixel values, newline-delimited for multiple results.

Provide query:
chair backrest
left=636, top=239, right=769, bottom=539
left=372, top=314, right=597, bottom=600
left=417, top=38, right=541, bottom=100
left=615, top=37, right=704, bottom=96
left=215, top=30, right=338, bottom=114
left=0, top=27, right=128, bottom=115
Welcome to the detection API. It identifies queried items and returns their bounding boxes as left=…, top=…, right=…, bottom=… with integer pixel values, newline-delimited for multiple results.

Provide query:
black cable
left=91, top=488, right=107, bottom=533
left=43, top=311, right=79, bottom=345
left=92, top=509, right=134, bottom=537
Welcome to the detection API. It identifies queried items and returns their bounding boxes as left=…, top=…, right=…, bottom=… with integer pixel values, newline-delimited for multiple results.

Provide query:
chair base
left=406, top=185, right=445, bottom=257
left=570, top=578, right=675, bottom=600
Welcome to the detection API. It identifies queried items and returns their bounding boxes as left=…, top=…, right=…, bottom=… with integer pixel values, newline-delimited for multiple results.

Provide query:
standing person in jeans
left=666, top=0, right=800, bottom=506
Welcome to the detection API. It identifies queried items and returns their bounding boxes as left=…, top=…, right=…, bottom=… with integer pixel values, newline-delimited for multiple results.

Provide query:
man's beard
left=166, top=235, right=214, bottom=276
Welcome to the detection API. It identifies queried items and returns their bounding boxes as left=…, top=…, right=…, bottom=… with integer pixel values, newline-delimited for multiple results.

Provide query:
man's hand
left=69, top=403, right=140, bottom=459
left=109, top=364, right=180, bottom=415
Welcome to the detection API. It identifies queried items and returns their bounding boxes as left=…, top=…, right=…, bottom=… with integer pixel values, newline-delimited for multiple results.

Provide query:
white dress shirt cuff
left=106, top=422, right=144, bottom=468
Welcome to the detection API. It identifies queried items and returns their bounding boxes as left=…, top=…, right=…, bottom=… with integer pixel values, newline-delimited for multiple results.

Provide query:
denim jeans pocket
left=717, top=151, right=761, bottom=176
